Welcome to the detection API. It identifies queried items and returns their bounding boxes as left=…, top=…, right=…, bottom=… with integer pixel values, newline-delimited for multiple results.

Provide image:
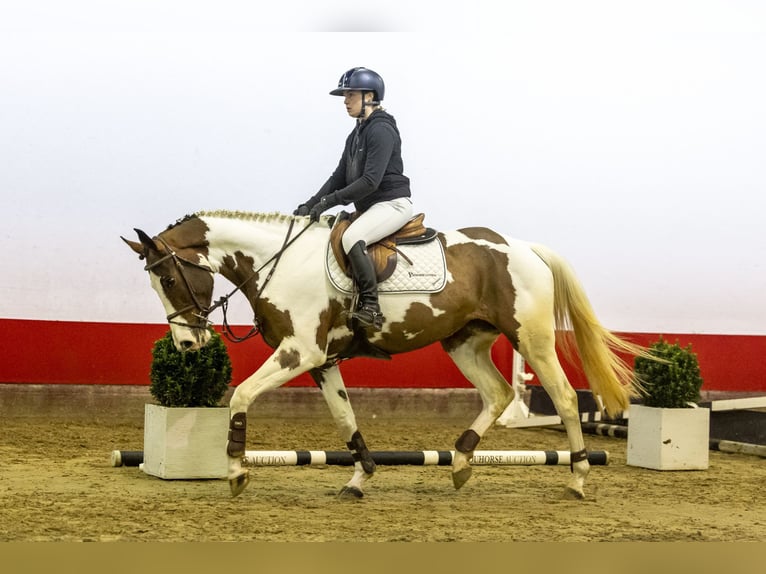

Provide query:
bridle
left=145, top=218, right=312, bottom=343
left=143, top=235, right=216, bottom=332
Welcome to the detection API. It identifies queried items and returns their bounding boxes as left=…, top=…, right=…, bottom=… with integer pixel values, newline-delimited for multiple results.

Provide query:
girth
left=329, top=211, right=438, bottom=283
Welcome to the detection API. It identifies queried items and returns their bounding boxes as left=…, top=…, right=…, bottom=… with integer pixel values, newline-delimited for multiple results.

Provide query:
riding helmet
left=330, top=67, right=385, bottom=101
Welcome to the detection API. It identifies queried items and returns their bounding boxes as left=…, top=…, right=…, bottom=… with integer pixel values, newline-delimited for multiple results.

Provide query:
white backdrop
left=1, top=1, right=764, bottom=334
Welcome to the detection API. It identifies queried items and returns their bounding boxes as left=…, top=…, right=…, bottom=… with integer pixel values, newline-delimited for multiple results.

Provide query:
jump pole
left=575, top=423, right=766, bottom=458
left=111, top=449, right=609, bottom=467
left=244, top=449, right=609, bottom=466
left=579, top=422, right=629, bottom=439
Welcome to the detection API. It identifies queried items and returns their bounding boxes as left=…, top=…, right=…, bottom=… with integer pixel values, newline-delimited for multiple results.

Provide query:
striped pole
left=579, top=424, right=766, bottom=458
left=244, top=450, right=608, bottom=466
left=580, top=422, right=629, bottom=439
left=708, top=439, right=766, bottom=458
left=111, top=450, right=143, bottom=467
left=111, top=449, right=609, bottom=467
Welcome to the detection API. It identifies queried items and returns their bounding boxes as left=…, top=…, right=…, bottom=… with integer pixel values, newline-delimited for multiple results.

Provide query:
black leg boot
left=347, top=241, right=384, bottom=330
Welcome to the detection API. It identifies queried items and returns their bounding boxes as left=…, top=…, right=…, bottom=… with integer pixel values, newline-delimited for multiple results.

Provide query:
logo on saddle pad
left=326, top=213, right=447, bottom=294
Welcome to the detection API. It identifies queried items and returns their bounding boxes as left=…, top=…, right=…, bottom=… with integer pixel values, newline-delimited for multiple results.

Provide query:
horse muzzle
left=166, top=309, right=213, bottom=351
left=171, top=326, right=212, bottom=352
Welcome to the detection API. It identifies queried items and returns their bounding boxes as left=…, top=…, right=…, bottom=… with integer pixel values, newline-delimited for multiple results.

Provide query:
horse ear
left=121, top=236, right=145, bottom=258
left=134, top=228, right=160, bottom=253
left=121, top=229, right=159, bottom=260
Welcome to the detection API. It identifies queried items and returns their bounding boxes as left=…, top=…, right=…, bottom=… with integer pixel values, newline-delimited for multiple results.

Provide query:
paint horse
left=123, top=210, right=646, bottom=499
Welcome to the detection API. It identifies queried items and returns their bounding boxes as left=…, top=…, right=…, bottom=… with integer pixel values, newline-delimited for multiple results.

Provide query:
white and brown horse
left=124, top=210, right=645, bottom=499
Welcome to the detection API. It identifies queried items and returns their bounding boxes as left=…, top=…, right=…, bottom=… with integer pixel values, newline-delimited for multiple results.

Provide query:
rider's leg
left=342, top=198, right=413, bottom=330
left=346, top=240, right=384, bottom=328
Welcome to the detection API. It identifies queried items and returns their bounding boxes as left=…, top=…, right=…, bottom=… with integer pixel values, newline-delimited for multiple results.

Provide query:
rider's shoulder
left=365, top=112, right=398, bottom=137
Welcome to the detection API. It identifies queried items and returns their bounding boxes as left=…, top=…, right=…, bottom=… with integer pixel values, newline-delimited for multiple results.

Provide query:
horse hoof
left=563, top=486, right=585, bottom=500
left=229, top=471, right=250, bottom=498
left=452, top=467, right=473, bottom=490
left=337, top=486, right=364, bottom=500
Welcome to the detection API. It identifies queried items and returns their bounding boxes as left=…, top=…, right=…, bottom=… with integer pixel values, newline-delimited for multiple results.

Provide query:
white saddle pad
left=326, top=240, right=447, bottom=294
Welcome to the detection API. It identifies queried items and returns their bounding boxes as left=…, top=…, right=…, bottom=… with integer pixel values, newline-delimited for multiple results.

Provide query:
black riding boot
left=347, top=241, right=384, bottom=330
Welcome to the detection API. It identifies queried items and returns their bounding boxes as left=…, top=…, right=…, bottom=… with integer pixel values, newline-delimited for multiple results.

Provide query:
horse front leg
left=227, top=342, right=326, bottom=498
left=309, top=365, right=376, bottom=499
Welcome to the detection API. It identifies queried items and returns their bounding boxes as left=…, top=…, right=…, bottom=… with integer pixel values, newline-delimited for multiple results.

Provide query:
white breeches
left=341, top=197, right=414, bottom=253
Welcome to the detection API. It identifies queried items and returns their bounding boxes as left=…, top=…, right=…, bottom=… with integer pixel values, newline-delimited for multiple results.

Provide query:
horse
left=123, top=210, right=647, bottom=500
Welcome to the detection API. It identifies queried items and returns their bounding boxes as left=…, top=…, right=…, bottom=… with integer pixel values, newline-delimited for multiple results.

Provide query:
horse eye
left=160, top=276, right=176, bottom=289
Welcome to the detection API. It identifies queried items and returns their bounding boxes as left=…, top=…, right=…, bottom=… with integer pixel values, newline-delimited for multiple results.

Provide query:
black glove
left=293, top=204, right=311, bottom=216
left=308, top=192, right=340, bottom=223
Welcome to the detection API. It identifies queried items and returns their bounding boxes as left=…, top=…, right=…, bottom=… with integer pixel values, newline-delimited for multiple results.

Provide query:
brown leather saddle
left=329, top=211, right=438, bottom=283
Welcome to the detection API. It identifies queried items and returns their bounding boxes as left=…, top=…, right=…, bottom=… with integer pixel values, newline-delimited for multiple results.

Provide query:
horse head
left=122, top=228, right=215, bottom=352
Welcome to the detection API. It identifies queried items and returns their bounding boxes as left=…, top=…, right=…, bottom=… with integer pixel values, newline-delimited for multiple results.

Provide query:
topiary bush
left=149, top=329, right=232, bottom=408
left=634, top=337, right=703, bottom=408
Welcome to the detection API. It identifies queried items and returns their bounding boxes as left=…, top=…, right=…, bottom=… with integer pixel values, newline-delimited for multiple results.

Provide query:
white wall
left=1, top=1, right=764, bottom=334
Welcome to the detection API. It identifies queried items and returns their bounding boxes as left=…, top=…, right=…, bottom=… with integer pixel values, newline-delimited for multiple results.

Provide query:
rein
left=147, top=218, right=312, bottom=343
left=204, top=218, right=311, bottom=343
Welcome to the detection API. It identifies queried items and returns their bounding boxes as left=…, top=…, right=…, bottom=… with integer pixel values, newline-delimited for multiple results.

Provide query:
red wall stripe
left=0, top=319, right=763, bottom=392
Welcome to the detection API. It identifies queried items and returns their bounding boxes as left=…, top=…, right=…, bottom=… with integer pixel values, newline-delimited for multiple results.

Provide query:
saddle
left=329, top=211, right=438, bottom=283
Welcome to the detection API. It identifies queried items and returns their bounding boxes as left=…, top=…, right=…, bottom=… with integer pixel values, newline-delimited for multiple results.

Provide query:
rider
left=294, top=67, right=413, bottom=330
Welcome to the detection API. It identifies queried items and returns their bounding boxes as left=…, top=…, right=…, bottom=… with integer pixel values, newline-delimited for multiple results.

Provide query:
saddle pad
left=326, top=240, right=447, bottom=294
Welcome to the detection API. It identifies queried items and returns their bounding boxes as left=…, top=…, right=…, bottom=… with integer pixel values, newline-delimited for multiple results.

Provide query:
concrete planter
left=627, top=404, right=710, bottom=470
left=143, top=404, right=229, bottom=479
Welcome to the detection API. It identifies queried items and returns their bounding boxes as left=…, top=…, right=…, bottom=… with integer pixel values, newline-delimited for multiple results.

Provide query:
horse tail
left=530, top=244, right=647, bottom=417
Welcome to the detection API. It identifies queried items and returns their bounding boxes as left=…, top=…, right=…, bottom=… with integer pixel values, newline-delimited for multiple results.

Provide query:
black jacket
left=311, top=109, right=411, bottom=213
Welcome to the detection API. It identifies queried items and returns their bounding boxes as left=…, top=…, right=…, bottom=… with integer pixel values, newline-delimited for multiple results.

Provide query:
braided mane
left=195, top=210, right=296, bottom=224
left=164, top=214, right=198, bottom=231
left=164, top=211, right=296, bottom=231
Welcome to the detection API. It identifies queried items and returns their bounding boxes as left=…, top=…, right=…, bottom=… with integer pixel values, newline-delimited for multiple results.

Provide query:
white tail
left=531, top=245, right=647, bottom=417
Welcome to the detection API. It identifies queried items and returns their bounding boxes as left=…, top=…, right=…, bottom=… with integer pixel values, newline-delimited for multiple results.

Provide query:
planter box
left=143, top=404, right=229, bottom=479
left=627, top=404, right=710, bottom=470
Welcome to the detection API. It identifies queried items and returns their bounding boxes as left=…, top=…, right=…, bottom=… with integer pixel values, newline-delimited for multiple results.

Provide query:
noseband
left=143, top=236, right=215, bottom=332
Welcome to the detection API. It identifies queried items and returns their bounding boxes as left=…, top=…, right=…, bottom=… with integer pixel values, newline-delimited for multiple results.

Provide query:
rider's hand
left=308, top=192, right=340, bottom=223
left=308, top=204, right=323, bottom=223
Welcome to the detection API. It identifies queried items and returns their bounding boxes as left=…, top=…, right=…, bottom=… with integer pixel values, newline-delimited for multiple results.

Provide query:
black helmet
left=330, top=67, right=385, bottom=101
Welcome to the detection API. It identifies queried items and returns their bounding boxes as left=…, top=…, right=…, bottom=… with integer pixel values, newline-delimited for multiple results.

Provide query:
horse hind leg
left=520, top=338, right=590, bottom=499
left=442, top=324, right=514, bottom=490
left=310, top=366, right=376, bottom=499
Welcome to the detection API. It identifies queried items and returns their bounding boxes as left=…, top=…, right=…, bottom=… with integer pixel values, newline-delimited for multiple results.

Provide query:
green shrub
left=634, top=337, right=703, bottom=408
left=149, top=330, right=232, bottom=407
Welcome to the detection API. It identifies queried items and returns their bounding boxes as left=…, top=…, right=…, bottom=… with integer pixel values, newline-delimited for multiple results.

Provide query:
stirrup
left=351, top=305, right=384, bottom=330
